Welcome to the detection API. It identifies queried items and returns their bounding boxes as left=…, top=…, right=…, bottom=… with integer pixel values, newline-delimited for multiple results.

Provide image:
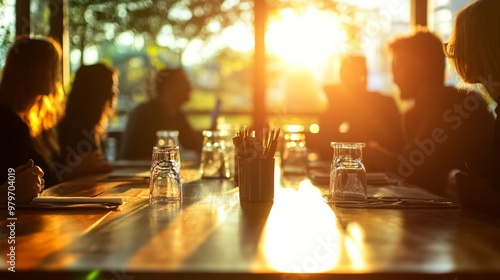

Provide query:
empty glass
left=200, top=130, right=230, bottom=179
left=329, top=142, right=367, bottom=202
left=282, top=125, right=308, bottom=175
left=217, top=123, right=240, bottom=180
left=156, top=130, right=179, bottom=147
left=105, top=137, right=117, bottom=162
left=156, top=130, right=181, bottom=167
left=149, top=146, right=182, bottom=205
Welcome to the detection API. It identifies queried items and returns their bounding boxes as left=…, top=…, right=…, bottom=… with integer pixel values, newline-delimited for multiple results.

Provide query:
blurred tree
left=67, top=0, right=366, bottom=64
left=68, top=0, right=252, bottom=65
left=0, top=0, right=14, bottom=66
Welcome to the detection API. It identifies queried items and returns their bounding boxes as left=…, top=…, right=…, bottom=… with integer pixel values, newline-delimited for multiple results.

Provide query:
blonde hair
left=0, top=37, right=64, bottom=165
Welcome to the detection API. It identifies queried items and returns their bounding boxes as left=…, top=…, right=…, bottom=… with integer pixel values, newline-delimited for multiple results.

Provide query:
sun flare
left=266, top=8, right=347, bottom=67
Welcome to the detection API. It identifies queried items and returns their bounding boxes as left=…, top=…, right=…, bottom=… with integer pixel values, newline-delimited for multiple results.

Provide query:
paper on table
left=100, top=167, right=150, bottom=182
left=333, top=185, right=459, bottom=209
left=17, top=196, right=125, bottom=210
left=309, top=170, right=400, bottom=185
left=112, top=160, right=151, bottom=168
left=32, top=196, right=124, bottom=205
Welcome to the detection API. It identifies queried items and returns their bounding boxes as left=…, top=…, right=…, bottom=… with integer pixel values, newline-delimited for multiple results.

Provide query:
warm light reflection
left=260, top=181, right=341, bottom=272
left=309, top=124, right=320, bottom=134
left=266, top=8, right=346, bottom=67
left=130, top=190, right=239, bottom=269
left=344, top=222, right=366, bottom=270
left=283, top=124, right=305, bottom=133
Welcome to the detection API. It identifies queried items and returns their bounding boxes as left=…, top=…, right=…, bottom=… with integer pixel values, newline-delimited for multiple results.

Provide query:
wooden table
left=2, top=164, right=500, bottom=280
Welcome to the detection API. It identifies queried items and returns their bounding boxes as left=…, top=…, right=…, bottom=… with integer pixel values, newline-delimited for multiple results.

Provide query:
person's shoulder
left=323, top=84, right=343, bottom=93
left=0, top=106, right=28, bottom=133
left=128, top=100, right=158, bottom=115
left=365, top=91, right=397, bottom=105
left=366, top=91, right=393, bottom=99
left=449, top=86, right=490, bottom=106
left=0, top=106, right=20, bottom=121
left=323, top=84, right=346, bottom=96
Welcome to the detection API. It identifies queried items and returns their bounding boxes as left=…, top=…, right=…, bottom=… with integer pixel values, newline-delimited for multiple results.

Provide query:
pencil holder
left=238, top=157, right=275, bottom=202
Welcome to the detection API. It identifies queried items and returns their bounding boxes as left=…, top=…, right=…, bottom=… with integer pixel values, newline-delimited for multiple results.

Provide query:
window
left=1, top=0, right=414, bottom=133
left=265, top=0, right=411, bottom=131
left=0, top=0, right=15, bottom=67
left=428, top=0, right=471, bottom=86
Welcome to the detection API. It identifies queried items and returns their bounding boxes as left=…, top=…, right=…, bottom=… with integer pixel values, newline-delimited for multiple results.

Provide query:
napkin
left=99, top=168, right=150, bottom=182
left=333, top=199, right=458, bottom=209
left=25, top=196, right=125, bottom=209
left=331, top=185, right=459, bottom=209
left=309, top=170, right=401, bottom=185
left=33, top=196, right=124, bottom=204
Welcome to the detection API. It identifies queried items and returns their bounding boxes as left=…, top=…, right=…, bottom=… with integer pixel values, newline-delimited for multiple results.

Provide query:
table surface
left=1, top=161, right=500, bottom=280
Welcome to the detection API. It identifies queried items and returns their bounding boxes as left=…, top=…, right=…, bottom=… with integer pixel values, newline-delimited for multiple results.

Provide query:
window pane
left=0, top=1, right=413, bottom=133
left=266, top=0, right=411, bottom=130
left=0, top=0, right=15, bottom=67
left=31, top=0, right=51, bottom=38
left=428, top=0, right=471, bottom=86
left=66, top=1, right=255, bottom=132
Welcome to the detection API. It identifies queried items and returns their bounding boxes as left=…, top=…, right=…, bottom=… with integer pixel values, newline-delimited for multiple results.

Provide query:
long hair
left=0, top=36, right=64, bottom=165
left=449, top=0, right=500, bottom=85
left=60, top=63, right=118, bottom=149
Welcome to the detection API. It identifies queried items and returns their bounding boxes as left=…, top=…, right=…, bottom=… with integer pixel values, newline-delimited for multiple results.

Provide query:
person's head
left=0, top=36, right=62, bottom=114
left=448, top=0, right=500, bottom=95
left=389, top=29, right=446, bottom=100
left=339, top=55, right=368, bottom=92
left=64, top=63, right=118, bottom=133
left=153, top=68, right=191, bottom=109
left=0, top=37, right=64, bottom=165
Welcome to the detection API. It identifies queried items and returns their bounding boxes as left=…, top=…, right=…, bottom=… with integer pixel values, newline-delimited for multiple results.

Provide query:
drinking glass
left=156, top=130, right=181, bottom=167
left=282, top=125, right=308, bottom=175
left=156, top=130, right=179, bottom=147
left=149, top=146, right=182, bottom=205
left=217, top=123, right=240, bottom=180
left=329, top=142, right=367, bottom=202
left=200, top=130, right=230, bottom=178
left=105, top=137, right=117, bottom=162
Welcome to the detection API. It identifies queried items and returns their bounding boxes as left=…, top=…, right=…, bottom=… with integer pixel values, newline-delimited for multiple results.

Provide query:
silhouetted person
left=447, top=0, right=500, bottom=216
left=312, top=55, right=404, bottom=168
left=0, top=37, right=62, bottom=191
left=56, top=63, right=117, bottom=180
left=120, top=68, right=203, bottom=160
left=375, top=29, right=497, bottom=196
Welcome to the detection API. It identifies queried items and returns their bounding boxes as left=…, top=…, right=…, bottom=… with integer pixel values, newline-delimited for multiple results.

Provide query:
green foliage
left=0, top=0, right=14, bottom=66
left=68, top=0, right=253, bottom=64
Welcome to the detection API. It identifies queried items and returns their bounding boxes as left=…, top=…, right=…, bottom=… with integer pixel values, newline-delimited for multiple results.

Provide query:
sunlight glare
left=344, top=222, right=366, bottom=270
left=266, top=8, right=346, bottom=68
left=260, top=182, right=341, bottom=273
left=223, top=23, right=254, bottom=52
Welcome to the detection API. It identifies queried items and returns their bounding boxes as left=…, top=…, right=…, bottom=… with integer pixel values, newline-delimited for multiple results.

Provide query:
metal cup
left=238, top=157, right=275, bottom=202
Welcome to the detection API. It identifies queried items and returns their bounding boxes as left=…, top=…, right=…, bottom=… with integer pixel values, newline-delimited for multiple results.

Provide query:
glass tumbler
left=281, top=127, right=308, bottom=175
left=329, top=142, right=367, bottom=202
left=156, top=130, right=179, bottom=147
left=149, top=146, right=182, bottom=205
left=200, top=130, right=230, bottom=179
left=156, top=130, right=181, bottom=167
